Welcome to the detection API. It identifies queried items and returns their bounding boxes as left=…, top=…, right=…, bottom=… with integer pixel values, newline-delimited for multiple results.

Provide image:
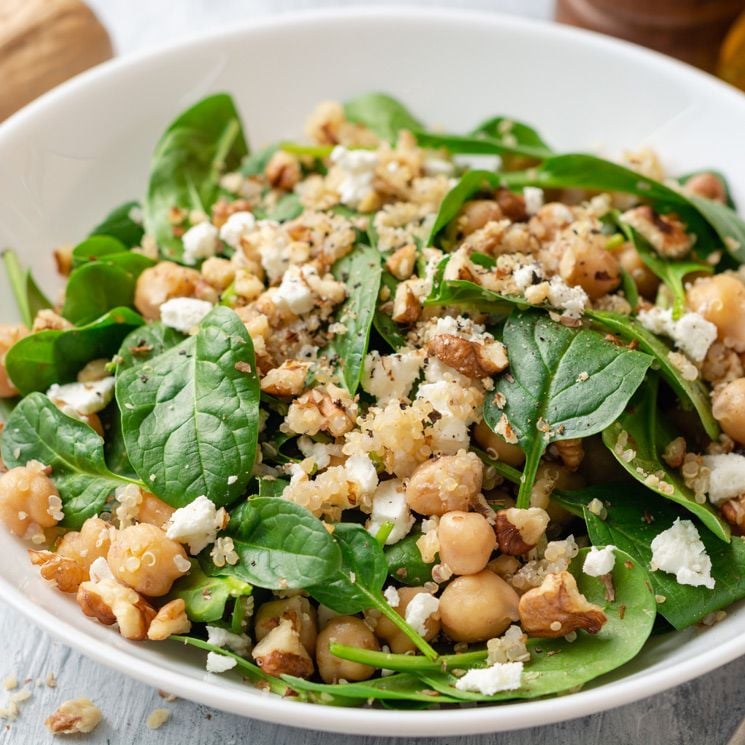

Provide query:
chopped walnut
left=427, top=334, right=508, bottom=379
left=28, top=550, right=87, bottom=593
left=621, top=206, right=693, bottom=259
left=284, top=384, right=357, bottom=437
left=77, top=578, right=156, bottom=640
left=147, top=599, right=191, bottom=640
left=391, top=281, right=422, bottom=324
left=385, top=243, right=417, bottom=280
left=251, top=618, right=314, bottom=678
left=265, top=150, right=301, bottom=191
left=518, top=570, right=607, bottom=638
left=260, top=359, right=311, bottom=397
left=45, top=698, right=102, bottom=734
left=495, top=507, right=550, bottom=555
left=721, top=495, right=745, bottom=535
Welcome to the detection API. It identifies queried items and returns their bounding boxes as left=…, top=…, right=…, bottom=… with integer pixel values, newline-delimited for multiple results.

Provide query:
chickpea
left=134, top=261, right=216, bottom=321
left=559, top=239, right=621, bottom=300
left=57, top=517, right=112, bottom=572
left=455, top=200, right=503, bottom=237
left=255, top=596, right=318, bottom=655
left=107, top=523, right=188, bottom=597
left=684, top=172, right=727, bottom=203
left=0, top=324, right=28, bottom=398
left=712, top=378, right=745, bottom=445
left=315, top=616, right=380, bottom=684
left=687, top=274, right=745, bottom=352
left=614, top=243, right=660, bottom=298
left=368, top=587, right=440, bottom=654
left=136, top=492, right=175, bottom=529
left=438, top=512, right=496, bottom=575
left=439, top=570, right=519, bottom=643
left=406, top=451, right=483, bottom=516
left=0, top=462, right=60, bottom=538
left=76, top=358, right=110, bottom=383
left=201, top=257, right=236, bottom=293
left=474, top=420, right=525, bottom=467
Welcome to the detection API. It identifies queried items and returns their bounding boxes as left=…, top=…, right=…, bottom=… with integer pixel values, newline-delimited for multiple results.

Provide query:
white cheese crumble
left=404, top=592, right=439, bottom=635
left=160, top=297, right=213, bottom=333
left=206, top=625, right=252, bottom=655
left=702, top=453, right=745, bottom=505
left=637, top=307, right=717, bottom=363
left=297, top=437, right=343, bottom=469
left=423, top=156, right=455, bottom=177
left=650, top=518, right=715, bottom=589
left=513, top=262, right=544, bottom=291
left=366, top=478, right=415, bottom=545
left=523, top=186, right=544, bottom=216
left=454, top=662, right=524, bottom=695
left=582, top=545, right=616, bottom=577
left=383, top=586, right=401, bottom=608
left=362, top=350, right=423, bottom=404
left=205, top=652, right=237, bottom=674
left=547, top=276, right=588, bottom=319
left=182, top=221, right=219, bottom=265
left=330, top=146, right=379, bottom=208
left=218, top=211, right=256, bottom=249
left=345, top=454, right=379, bottom=495
left=47, top=377, right=115, bottom=416
left=276, top=265, right=314, bottom=315
left=165, top=495, right=224, bottom=555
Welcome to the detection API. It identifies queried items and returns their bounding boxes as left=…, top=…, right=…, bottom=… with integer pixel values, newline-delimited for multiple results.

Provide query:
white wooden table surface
left=3, top=1, right=745, bottom=742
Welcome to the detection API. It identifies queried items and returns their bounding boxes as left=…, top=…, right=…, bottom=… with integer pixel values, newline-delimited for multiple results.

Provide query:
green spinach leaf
left=384, top=533, right=434, bottom=586
left=62, top=263, right=138, bottom=325
left=0, top=393, right=142, bottom=528
left=344, top=93, right=423, bottom=143
left=145, top=93, right=248, bottom=261
left=5, top=307, right=143, bottom=395
left=115, top=322, right=183, bottom=372
left=90, top=200, right=145, bottom=247
left=484, top=310, right=652, bottom=507
left=1, top=249, right=52, bottom=329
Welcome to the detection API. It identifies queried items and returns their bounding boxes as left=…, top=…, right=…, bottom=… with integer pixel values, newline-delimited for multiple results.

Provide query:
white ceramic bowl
left=2, top=6, right=745, bottom=737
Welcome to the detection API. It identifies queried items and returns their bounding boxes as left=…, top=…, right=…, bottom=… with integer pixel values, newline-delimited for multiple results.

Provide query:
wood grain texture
left=2, top=1, right=744, bottom=743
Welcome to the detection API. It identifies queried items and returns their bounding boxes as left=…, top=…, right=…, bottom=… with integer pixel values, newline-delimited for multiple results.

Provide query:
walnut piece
left=147, top=598, right=192, bottom=641
left=251, top=619, right=314, bottom=678
left=427, top=334, right=508, bottom=379
left=260, top=359, right=311, bottom=398
left=495, top=507, right=549, bottom=555
left=45, top=698, right=102, bottom=734
left=28, top=550, right=87, bottom=593
left=265, top=150, right=301, bottom=191
left=621, top=206, right=692, bottom=259
left=77, top=578, right=156, bottom=640
left=385, top=243, right=417, bottom=281
left=518, top=570, right=607, bottom=638
left=391, top=281, right=422, bottom=324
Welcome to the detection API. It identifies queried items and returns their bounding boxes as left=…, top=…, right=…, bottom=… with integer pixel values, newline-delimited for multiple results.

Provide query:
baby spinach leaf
left=619, top=267, right=640, bottom=313
left=331, top=244, right=383, bottom=393
left=145, top=93, right=248, bottom=261
left=307, top=523, right=438, bottom=660
left=418, top=547, right=656, bottom=701
left=170, top=560, right=252, bottom=623
left=425, top=275, right=524, bottom=315
left=1, top=249, right=52, bottom=329
left=62, top=263, right=139, bottom=325
left=102, top=404, right=137, bottom=479
left=116, top=306, right=260, bottom=508
left=71, top=236, right=154, bottom=277
left=556, top=485, right=745, bottom=630
left=586, top=309, right=719, bottom=439
left=373, top=272, right=407, bottom=351
left=90, top=200, right=145, bottom=247
left=602, top=377, right=729, bottom=541
left=5, top=307, right=143, bottom=395
left=202, top=497, right=341, bottom=589
left=344, top=93, right=423, bottom=143
left=115, top=322, right=183, bottom=372
left=470, top=116, right=552, bottom=153
left=384, top=533, right=434, bottom=586
left=0, top=393, right=142, bottom=529
left=265, top=193, right=303, bottom=222
left=484, top=310, right=652, bottom=508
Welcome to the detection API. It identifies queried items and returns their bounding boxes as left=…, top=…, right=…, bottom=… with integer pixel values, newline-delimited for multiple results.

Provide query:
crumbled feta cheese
left=547, top=276, right=588, bottom=319
left=255, top=221, right=290, bottom=283
left=205, top=652, right=237, bottom=673
left=454, top=662, right=524, bottom=695
left=330, top=146, right=379, bottom=208
left=206, top=625, right=252, bottom=655
left=703, top=453, right=745, bottom=504
left=218, top=211, right=256, bottom=249
left=165, top=495, right=224, bottom=555
left=513, top=262, right=544, bottom=291
left=423, top=156, right=455, bottom=177
left=650, top=518, right=715, bottom=589
left=638, top=307, right=717, bottom=363
left=160, top=297, right=213, bottom=333
left=276, top=265, right=314, bottom=315
left=383, top=586, right=400, bottom=608
left=88, top=557, right=114, bottom=583
left=47, top=377, right=115, bottom=416
left=582, top=545, right=616, bottom=577
left=345, top=454, right=379, bottom=495
left=182, top=221, right=219, bottom=265
left=366, top=478, right=415, bottom=545
left=404, top=592, right=439, bottom=635
left=523, top=187, right=544, bottom=216
left=416, top=378, right=482, bottom=452
left=362, top=350, right=423, bottom=404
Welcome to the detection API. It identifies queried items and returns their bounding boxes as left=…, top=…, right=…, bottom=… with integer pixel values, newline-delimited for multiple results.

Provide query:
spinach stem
left=375, top=521, right=394, bottom=546
left=372, top=597, right=439, bottom=661
left=516, top=444, right=543, bottom=509
left=329, top=643, right=487, bottom=673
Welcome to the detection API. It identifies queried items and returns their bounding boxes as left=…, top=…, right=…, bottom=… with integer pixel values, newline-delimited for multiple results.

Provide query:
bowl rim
left=2, top=5, right=745, bottom=736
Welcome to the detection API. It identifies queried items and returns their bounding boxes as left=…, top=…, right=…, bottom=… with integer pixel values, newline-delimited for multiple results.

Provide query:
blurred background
left=2, top=0, right=745, bottom=122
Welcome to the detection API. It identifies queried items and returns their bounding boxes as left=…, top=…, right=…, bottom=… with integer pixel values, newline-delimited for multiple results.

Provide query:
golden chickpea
left=315, top=616, right=380, bottom=684
left=0, top=324, right=28, bottom=398
left=0, top=462, right=61, bottom=537
left=406, top=451, right=483, bottom=516
left=76, top=358, right=110, bottom=383
left=368, top=587, right=441, bottom=654
left=438, top=511, right=496, bottom=575
left=134, top=261, right=216, bottom=321
left=201, top=257, right=236, bottom=292
left=57, top=517, right=112, bottom=572
left=684, top=172, right=727, bottom=203
left=614, top=244, right=660, bottom=299
left=439, top=570, right=519, bottom=643
left=687, top=274, right=745, bottom=352
left=107, top=523, right=188, bottom=597
left=455, top=200, right=503, bottom=237
left=136, top=492, right=175, bottom=529
left=474, top=420, right=525, bottom=467
left=712, top=377, right=745, bottom=445
left=559, top=239, right=621, bottom=300
left=255, top=596, right=318, bottom=655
